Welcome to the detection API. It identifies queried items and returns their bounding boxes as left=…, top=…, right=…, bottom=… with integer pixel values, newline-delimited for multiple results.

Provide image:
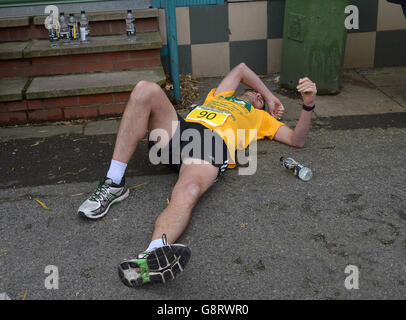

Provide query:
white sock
left=145, top=238, right=164, bottom=252
left=106, top=159, right=127, bottom=185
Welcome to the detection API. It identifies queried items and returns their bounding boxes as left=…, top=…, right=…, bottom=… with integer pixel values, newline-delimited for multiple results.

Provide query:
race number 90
left=196, top=110, right=217, bottom=120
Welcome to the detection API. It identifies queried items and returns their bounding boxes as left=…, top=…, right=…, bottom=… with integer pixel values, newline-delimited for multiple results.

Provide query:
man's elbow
left=235, top=62, right=247, bottom=73
left=237, top=62, right=247, bottom=69
left=290, top=140, right=305, bottom=148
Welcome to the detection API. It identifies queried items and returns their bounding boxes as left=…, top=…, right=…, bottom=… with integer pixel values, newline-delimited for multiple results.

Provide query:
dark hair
left=243, top=89, right=268, bottom=112
left=243, top=89, right=256, bottom=94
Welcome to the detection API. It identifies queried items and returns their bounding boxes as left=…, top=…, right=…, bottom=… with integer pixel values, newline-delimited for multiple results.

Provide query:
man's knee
left=172, top=182, right=202, bottom=208
left=130, top=80, right=162, bottom=103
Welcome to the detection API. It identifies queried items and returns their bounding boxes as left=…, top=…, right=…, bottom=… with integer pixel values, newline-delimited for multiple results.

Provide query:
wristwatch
left=302, top=104, right=315, bottom=111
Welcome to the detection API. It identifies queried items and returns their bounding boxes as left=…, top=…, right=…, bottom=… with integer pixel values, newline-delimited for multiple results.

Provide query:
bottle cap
left=298, top=167, right=312, bottom=181
left=127, top=9, right=131, bottom=13
left=81, top=10, right=85, bottom=14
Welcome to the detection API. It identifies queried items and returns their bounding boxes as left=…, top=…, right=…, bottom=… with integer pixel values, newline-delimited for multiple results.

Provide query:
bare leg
left=151, top=160, right=219, bottom=244
left=112, top=81, right=219, bottom=243
left=112, top=80, right=178, bottom=163
left=78, top=81, right=178, bottom=219
left=118, top=160, right=216, bottom=287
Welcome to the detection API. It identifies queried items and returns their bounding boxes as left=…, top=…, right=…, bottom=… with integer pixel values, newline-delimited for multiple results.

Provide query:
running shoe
left=77, top=177, right=129, bottom=219
left=118, top=234, right=191, bottom=288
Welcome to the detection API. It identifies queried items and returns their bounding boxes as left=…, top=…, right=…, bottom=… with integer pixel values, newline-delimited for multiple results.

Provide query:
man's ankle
left=106, top=159, right=127, bottom=185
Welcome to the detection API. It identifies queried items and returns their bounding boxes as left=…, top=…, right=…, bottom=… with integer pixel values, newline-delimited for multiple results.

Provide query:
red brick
left=82, top=61, right=114, bottom=72
left=9, top=27, right=29, bottom=41
left=136, top=20, right=158, bottom=32
left=64, top=106, right=98, bottom=119
left=0, top=111, right=27, bottom=124
left=114, top=59, right=145, bottom=70
left=0, top=102, right=7, bottom=113
left=43, top=96, right=79, bottom=109
left=27, top=99, right=43, bottom=110
left=110, top=21, right=126, bottom=34
left=99, top=104, right=125, bottom=116
left=31, top=65, right=51, bottom=76
left=0, top=29, right=10, bottom=42
left=129, top=49, right=160, bottom=60
left=0, top=59, right=30, bottom=68
left=6, top=100, right=27, bottom=111
left=113, top=92, right=131, bottom=103
left=28, top=25, right=48, bottom=39
left=28, top=108, right=63, bottom=121
left=144, top=57, right=161, bottom=67
left=79, top=93, right=113, bottom=106
left=97, top=51, right=129, bottom=61
left=14, top=66, right=32, bottom=77
left=32, top=56, right=67, bottom=65
left=48, top=63, right=82, bottom=75
left=67, top=54, right=97, bottom=64
left=0, top=67, right=16, bottom=77
left=91, top=21, right=111, bottom=35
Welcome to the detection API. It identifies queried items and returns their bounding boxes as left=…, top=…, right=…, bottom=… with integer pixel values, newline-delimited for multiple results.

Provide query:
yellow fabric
left=184, top=88, right=286, bottom=167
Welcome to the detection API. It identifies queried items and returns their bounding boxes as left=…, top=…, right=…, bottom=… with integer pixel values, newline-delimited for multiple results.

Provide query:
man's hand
left=297, top=78, right=317, bottom=106
left=267, top=95, right=285, bottom=120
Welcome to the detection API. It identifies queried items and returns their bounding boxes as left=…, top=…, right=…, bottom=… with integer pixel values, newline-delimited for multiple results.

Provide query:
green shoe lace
left=89, top=178, right=110, bottom=202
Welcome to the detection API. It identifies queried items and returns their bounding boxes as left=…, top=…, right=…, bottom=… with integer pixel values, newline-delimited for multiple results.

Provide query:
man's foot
left=118, top=238, right=191, bottom=288
left=77, top=177, right=129, bottom=219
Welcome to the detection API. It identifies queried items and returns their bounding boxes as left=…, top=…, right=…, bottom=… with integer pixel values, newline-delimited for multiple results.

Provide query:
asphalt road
left=0, top=114, right=405, bottom=300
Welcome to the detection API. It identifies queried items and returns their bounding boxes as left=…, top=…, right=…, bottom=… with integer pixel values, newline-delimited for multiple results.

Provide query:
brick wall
left=0, top=49, right=161, bottom=78
left=0, top=91, right=131, bottom=124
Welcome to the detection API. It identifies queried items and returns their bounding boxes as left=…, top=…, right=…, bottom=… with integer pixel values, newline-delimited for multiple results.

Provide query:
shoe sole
left=78, top=188, right=129, bottom=220
left=118, top=245, right=191, bottom=288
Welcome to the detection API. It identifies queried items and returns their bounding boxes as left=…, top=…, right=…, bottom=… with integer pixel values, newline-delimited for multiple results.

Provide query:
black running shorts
left=148, top=113, right=229, bottom=178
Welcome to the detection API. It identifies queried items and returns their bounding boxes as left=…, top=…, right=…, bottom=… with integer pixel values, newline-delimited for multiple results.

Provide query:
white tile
left=176, top=7, right=191, bottom=46
left=267, top=38, right=282, bottom=74
left=158, top=7, right=191, bottom=46
left=229, top=1, right=268, bottom=42
left=158, top=8, right=167, bottom=45
left=377, top=0, right=406, bottom=31
left=344, top=32, right=376, bottom=69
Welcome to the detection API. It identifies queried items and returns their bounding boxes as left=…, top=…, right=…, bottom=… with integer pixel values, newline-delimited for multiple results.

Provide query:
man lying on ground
left=77, top=62, right=317, bottom=288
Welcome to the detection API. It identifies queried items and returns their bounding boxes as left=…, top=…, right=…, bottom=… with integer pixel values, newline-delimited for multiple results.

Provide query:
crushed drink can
left=280, top=156, right=312, bottom=181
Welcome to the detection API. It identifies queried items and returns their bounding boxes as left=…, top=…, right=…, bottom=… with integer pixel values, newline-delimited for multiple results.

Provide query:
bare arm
left=274, top=78, right=317, bottom=148
left=215, top=63, right=284, bottom=118
left=215, top=63, right=274, bottom=100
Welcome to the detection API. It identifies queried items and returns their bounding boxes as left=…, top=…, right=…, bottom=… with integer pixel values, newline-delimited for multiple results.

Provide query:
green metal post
left=164, top=0, right=181, bottom=101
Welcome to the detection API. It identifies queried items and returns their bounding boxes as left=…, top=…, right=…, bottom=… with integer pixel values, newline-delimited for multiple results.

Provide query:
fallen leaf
left=101, top=218, right=108, bottom=224
left=129, top=182, right=148, bottom=190
left=30, top=141, right=41, bottom=147
left=380, top=239, right=394, bottom=245
left=34, top=198, right=51, bottom=210
left=22, top=289, right=28, bottom=300
left=70, top=193, right=84, bottom=197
